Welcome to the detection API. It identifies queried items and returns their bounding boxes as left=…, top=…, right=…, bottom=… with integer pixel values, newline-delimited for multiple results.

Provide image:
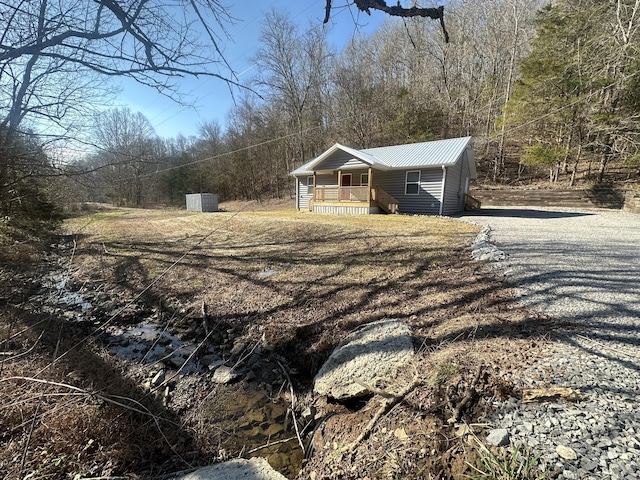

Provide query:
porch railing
left=312, top=185, right=399, bottom=214
left=464, top=194, right=482, bottom=211
left=313, top=186, right=369, bottom=202
left=372, top=186, right=399, bottom=214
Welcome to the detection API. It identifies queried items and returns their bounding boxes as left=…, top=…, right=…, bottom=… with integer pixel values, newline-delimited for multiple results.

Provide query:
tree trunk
left=570, top=143, right=582, bottom=186
left=597, top=156, right=608, bottom=183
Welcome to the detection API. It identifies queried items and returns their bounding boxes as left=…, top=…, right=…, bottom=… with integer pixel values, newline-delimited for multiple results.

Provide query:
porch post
left=367, top=166, right=372, bottom=203
left=311, top=172, right=317, bottom=211
left=313, top=172, right=317, bottom=199
left=337, top=169, right=342, bottom=201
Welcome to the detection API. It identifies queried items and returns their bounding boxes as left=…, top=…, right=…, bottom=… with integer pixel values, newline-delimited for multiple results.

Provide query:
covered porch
left=309, top=168, right=399, bottom=214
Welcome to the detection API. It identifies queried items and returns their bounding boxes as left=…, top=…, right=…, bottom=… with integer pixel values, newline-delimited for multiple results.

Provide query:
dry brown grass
left=0, top=293, right=198, bottom=479
left=0, top=204, right=552, bottom=479
left=61, top=206, right=485, bottom=368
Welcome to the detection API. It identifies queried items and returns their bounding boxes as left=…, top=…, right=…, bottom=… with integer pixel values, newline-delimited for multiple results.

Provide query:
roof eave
left=291, top=143, right=389, bottom=174
left=385, top=161, right=454, bottom=170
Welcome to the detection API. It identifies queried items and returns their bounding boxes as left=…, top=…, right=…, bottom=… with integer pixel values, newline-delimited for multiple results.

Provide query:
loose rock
left=465, top=209, right=640, bottom=480
left=212, top=366, right=239, bottom=384
left=175, top=457, right=287, bottom=480
left=150, top=370, right=165, bottom=387
left=313, top=319, right=414, bottom=400
left=556, top=445, right=578, bottom=460
left=486, top=428, right=510, bottom=447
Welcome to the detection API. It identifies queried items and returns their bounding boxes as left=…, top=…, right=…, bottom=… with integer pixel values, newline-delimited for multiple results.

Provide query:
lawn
left=0, top=203, right=549, bottom=479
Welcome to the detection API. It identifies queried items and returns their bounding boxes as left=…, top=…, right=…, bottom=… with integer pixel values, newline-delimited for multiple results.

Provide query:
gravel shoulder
left=461, top=207, right=640, bottom=480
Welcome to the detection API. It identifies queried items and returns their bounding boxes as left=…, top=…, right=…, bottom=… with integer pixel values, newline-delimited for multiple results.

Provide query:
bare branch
left=323, top=0, right=449, bottom=42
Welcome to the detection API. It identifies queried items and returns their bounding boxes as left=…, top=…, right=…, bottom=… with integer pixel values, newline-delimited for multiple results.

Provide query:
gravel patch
left=461, top=207, right=640, bottom=479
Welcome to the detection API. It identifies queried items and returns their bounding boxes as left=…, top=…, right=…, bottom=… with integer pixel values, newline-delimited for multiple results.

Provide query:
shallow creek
left=37, top=268, right=305, bottom=478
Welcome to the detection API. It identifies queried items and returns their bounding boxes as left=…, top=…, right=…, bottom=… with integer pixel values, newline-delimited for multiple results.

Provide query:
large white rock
left=174, top=457, right=287, bottom=480
left=313, top=319, right=414, bottom=400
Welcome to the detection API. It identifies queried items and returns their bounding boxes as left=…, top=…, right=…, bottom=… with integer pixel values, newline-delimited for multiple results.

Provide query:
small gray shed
left=186, top=193, right=219, bottom=212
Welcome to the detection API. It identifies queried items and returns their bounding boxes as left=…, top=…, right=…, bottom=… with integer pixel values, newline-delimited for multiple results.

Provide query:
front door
left=340, top=174, right=352, bottom=200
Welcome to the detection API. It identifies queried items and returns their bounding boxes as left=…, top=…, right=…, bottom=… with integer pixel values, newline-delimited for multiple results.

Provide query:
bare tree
left=0, top=0, right=238, bottom=218
left=0, top=0, right=236, bottom=138
left=254, top=11, right=331, bottom=167
left=92, top=107, right=159, bottom=206
left=331, top=36, right=384, bottom=148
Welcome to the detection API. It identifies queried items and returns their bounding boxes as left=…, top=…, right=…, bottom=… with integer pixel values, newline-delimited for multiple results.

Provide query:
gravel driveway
left=461, top=207, right=640, bottom=480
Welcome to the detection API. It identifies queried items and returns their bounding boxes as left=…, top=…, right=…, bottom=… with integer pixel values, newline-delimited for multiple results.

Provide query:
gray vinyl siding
left=442, top=152, right=471, bottom=215
left=315, top=151, right=369, bottom=170
left=315, top=173, right=335, bottom=186
left=297, top=177, right=313, bottom=210
left=296, top=173, right=334, bottom=210
left=375, top=169, right=443, bottom=214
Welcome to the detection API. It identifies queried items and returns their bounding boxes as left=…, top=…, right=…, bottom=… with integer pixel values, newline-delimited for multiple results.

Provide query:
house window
left=405, top=170, right=420, bottom=195
left=360, top=173, right=369, bottom=186
left=307, top=176, right=314, bottom=195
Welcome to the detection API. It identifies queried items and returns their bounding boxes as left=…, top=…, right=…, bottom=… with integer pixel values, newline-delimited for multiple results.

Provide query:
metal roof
left=290, top=136, right=474, bottom=176
left=362, top=136, right=472, bottom=169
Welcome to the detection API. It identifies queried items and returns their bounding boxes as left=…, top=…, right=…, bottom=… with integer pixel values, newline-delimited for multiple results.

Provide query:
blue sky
left=117, top=1, right=389, bottom=140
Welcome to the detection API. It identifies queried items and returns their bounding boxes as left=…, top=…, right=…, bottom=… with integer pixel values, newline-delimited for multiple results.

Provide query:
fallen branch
left=277, top=360, right=305, bottom=455
left=346, top=375, right=422, bottom=452
left=246, top=436, right=299, bottom=455
left=447, top=363, right=483, bottom=424
left=522, top=386, right=583, bottom=403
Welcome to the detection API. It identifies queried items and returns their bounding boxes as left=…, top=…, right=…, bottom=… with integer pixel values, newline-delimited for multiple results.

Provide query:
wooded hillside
left=3, top=0, right=640, bottom=214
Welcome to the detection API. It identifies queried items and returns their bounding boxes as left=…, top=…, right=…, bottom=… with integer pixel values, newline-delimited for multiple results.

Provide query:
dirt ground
left=0, top=201, right=554, bottom=479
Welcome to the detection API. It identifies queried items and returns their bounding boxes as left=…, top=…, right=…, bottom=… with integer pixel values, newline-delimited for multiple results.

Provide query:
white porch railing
left=312, top=185, right=399, bottom=214
left=313, top=186, right=369, bottom=202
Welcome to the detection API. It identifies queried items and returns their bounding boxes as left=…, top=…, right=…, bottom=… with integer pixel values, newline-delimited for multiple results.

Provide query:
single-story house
left=290, top=136, right=477, bottom=215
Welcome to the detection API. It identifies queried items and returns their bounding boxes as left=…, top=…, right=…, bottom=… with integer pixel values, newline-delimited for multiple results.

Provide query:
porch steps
left=377, top=202, right=395, bottom=214
left=470, top=186, right=625, bottom=209
left=374, top=186, right=399, bottom=214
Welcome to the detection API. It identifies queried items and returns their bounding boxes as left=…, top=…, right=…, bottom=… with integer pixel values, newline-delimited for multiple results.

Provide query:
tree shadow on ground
left=458, top=207, right=595, bottom=219
left=13, top=209, right=637, bottom=478
left=66, top=223, right=517, bottom=389
left=453, top=210, right=640, bottom=393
